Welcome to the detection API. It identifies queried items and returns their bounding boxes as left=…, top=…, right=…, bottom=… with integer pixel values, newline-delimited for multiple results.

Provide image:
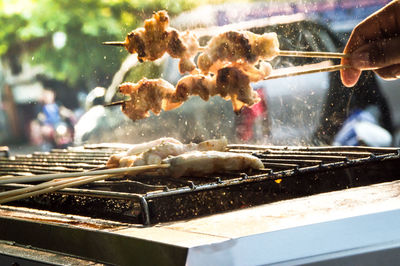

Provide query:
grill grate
left=1, top=145, right=399, bottom=225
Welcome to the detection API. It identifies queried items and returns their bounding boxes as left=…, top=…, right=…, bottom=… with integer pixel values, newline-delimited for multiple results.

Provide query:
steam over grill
left=1, top=144, right=399, bottom=225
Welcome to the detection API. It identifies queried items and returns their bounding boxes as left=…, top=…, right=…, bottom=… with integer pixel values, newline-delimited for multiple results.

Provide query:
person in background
left=30, top=89, right=75, bottom=149
left=40, top=89, right=61, bottom=127
left=341, top=0, right=400, bottom=87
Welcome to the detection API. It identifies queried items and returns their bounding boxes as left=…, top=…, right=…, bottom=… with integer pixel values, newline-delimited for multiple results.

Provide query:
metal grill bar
left=261, top=158, right=322, bottom=167
left=1, top=158, right=100, bottom=167
left=228, top=144, right=399, bottom=154
left=15, top=155, right=108, bottom=163
left=0, top=161, right=97, bottom=171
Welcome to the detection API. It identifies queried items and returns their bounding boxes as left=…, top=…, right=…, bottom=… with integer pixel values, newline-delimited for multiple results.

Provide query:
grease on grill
left=12, top=193, right=143, bottom=223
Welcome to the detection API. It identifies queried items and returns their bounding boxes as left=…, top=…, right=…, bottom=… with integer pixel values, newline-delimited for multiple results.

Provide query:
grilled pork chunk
left=107, top=138, right=262, bottom=178
left=106, top=138, right=228, bottom=168
left=119, top=79, right=177, bottom=121
left=197, top=31, right=279, bottom=75
left=106, top=10, right=279, bottom=121
left=119, top=65, right=264, bottom=120
left=163, top=150, right=264, bottom=178
left=106, top=137, right=182, bottom=168
left=115, top=10, right=199, bottom=74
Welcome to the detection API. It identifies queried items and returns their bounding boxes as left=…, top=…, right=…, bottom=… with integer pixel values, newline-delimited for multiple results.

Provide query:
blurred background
left=0, top=0, right=398, bottom=154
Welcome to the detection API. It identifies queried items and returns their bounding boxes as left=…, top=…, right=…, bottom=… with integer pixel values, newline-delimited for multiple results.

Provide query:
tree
left=0, top=0, right=207, bottom=92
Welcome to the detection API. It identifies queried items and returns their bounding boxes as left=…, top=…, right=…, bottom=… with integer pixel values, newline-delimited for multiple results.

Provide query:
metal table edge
left=0, top=216, right=189, bottom=266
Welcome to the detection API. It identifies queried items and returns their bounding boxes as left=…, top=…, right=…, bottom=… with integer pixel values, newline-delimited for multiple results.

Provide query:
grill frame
left=1, top=145, right=400, bottom=225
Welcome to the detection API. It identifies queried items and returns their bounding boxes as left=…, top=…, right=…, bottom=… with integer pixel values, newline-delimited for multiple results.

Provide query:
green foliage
left=0, top=0, right=211, bottom=91
left=0, top=14, right=27, bottom=55
left=124, top=61, right=163, bottom=83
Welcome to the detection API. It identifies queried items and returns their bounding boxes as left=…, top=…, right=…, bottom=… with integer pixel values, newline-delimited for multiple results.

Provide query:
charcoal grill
left=1, top=144, right=400, bottom=265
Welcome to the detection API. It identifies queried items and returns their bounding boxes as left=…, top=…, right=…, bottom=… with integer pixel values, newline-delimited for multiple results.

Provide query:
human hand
left=341, top=0, right=400, bottom=87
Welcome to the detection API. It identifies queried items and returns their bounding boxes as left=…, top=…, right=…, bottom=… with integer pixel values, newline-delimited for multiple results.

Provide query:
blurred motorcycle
left=32, top=111, right=74, bottom=150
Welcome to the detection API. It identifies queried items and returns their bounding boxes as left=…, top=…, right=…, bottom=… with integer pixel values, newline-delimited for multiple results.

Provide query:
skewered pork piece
left=171, top=67, right=261, bottom=113
left=172, top=66, right=264, bottom=105
left=119, top=66, right=261, bottom=121
left=167, top=30, right=200, bottom=73
left=133, top=138, right=227, bottom=166
left=215, top=67, right=260, bottom=113
left=106, top=137, right=262, bottom=178
left=197, top=31, right=279, bottom=75
left=118, top=78, right=178, bottom=121
left=106, top=137, right=182, bottom=168
left=105, top=10, right=282, bottom=75
left=172, top=74, right=216, bottom=102
left=106, top=137, right=228, bottom=168
left=104, top=10, right=281, bottom=121
left=162, top=150, right=264, bottom=178
left=105, top=10, right=199, bottom=74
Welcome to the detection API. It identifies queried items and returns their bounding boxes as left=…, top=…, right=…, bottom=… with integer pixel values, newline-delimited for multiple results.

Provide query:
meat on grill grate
left=0, top=144, right=399, bottom=224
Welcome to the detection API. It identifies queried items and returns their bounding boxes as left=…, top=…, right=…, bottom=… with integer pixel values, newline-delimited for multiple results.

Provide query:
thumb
left=349, top=36, right=400, bottom=70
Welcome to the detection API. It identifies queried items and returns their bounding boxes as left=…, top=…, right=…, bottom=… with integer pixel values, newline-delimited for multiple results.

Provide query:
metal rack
left=1, top=145, right=400, bottom=224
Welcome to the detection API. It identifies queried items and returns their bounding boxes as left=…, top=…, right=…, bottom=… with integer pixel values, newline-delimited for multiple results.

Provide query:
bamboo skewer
left=103, top=100, right=128, bottom=107
left=0, top=179, right=65, bottom=199
left=102, top=41, right=125, bottom=47
left=0, top=164, right=170, bottom=204
left=0, top=174, right=115, bottom=204
left=102, top=40, right=348, bottom=59
left=0, top=164, right=170, bottom=185
left=278, top=50, right=348, bottom=59
left=104, top=101, right=123, bottom=107
left=266, top=64, right=350, bottom=80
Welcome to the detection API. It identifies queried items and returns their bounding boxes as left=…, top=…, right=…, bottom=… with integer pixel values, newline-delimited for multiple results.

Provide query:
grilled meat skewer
left=103, top=10, right=199, bottom=74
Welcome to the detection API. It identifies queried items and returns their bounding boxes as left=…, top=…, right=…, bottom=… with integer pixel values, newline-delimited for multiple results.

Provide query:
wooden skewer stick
left=103, top=40, right=347, bottom=60
left=278, top=50, right=348, bottom=59
left=102, top=41, right=126, bottom=47
left=199, top=48, right=348, bottom=59
left=0, top=176, right=98, bottom=200
left=0, top=164, right=170, bottom=204
left=0, top=164, right=170, bottom=185
left=196, top=48, right=348, bottom=59
left=104, top=96, right=131, bottom=107
left=0, top=178, right=75, bottom=200
left=104, top=100, right=126, bottom=107
left=266, top=64, right=350, bottom=80
left=0, top=174, right=115, bottom=204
